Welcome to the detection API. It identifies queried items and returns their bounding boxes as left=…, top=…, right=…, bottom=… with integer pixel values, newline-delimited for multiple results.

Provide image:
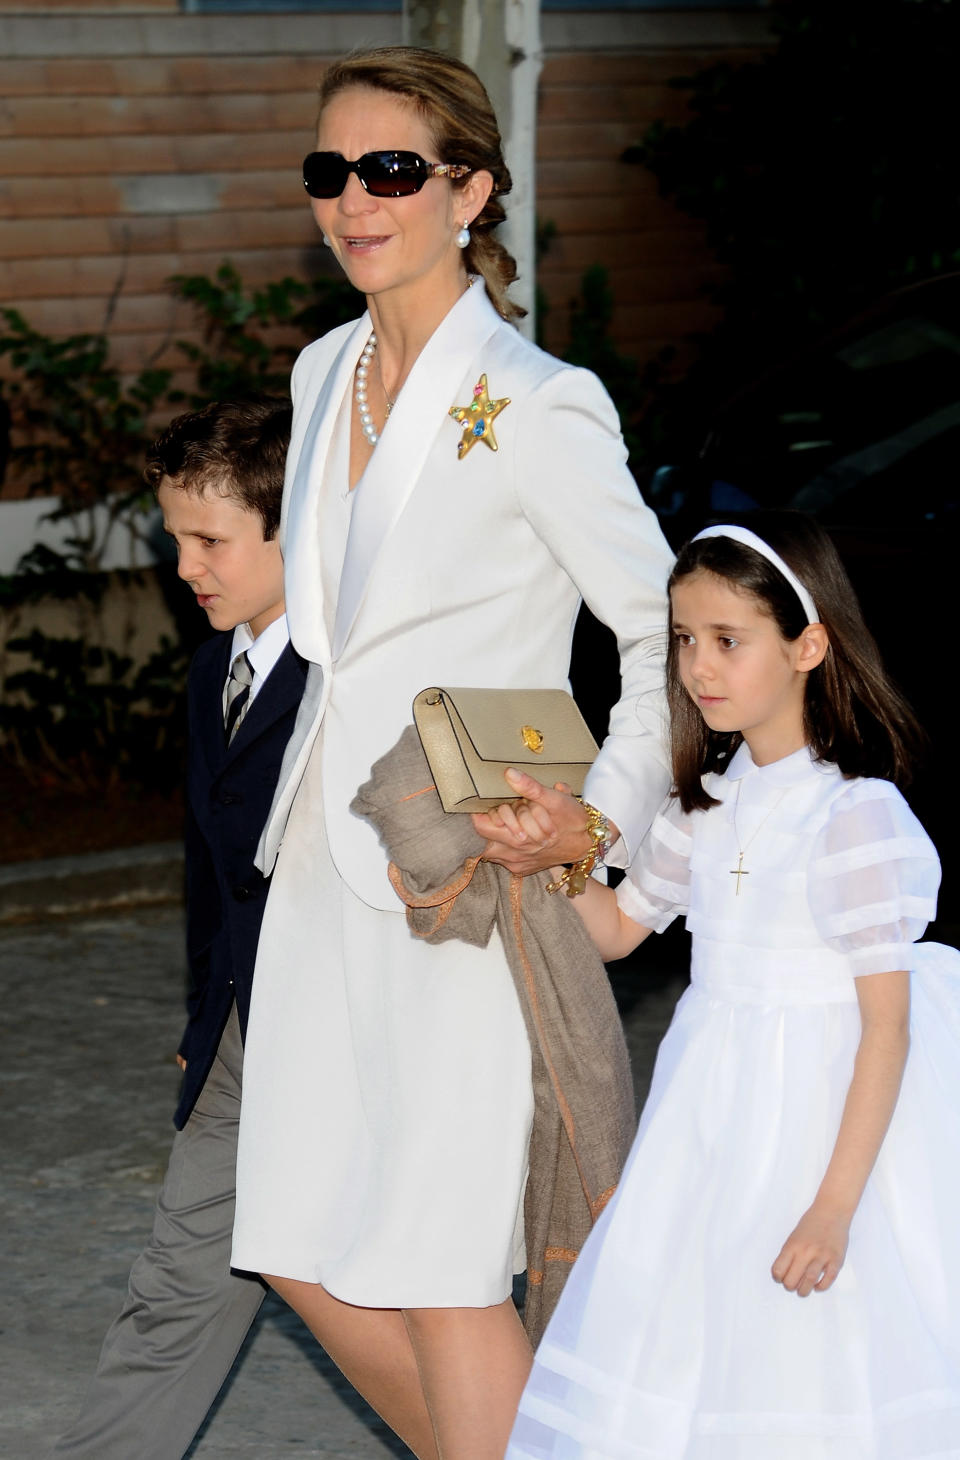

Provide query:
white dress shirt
left=222, top=613, right=289, bottom=721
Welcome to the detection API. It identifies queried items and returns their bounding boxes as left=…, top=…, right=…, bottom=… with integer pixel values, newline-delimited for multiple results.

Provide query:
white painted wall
left=0, top=497, right=164, bottom=577
left=404, top=0, right=543, bottom=337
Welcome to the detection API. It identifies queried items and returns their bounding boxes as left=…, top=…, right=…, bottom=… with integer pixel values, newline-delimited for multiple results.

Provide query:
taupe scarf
left=351, top=726, right=635, bottom=1344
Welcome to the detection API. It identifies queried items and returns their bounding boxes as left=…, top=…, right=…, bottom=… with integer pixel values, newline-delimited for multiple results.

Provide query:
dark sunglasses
left=302, top=150, right=472, bottom=200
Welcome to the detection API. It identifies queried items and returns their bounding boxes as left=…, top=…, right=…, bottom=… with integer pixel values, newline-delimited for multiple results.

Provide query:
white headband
left=690, top=524, right=819, bottom=625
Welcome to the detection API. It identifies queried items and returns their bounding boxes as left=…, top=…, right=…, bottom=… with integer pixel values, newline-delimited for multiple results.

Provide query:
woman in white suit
left=232, top=46, right=674, bottom=1458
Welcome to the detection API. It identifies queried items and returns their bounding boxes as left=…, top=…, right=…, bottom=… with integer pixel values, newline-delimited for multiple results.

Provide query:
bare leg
left=264, top=1275, right=439, bottom=1460
left=404, top=1299, right=533, bottom=1460
left=266, top=1277, right=532, bottom=1460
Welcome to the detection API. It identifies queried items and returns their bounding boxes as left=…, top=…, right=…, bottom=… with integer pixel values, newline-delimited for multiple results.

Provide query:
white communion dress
left=508, top=742, right=960, bottom=1460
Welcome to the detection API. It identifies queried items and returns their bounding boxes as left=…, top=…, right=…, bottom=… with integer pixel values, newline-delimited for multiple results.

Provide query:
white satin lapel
left=255, top=661, right=327, bottom=875
left=283, top=313, right=371, bottom=666
left=332, top=283, right=502, bottom=660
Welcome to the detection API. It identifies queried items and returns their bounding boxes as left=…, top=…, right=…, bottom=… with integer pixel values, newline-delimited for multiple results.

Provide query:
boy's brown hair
left=145, top=395, right=292, bottom=540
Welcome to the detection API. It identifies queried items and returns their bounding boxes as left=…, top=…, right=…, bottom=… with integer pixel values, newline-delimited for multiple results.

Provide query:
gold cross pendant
left=730, top=852, right=749, bottom=895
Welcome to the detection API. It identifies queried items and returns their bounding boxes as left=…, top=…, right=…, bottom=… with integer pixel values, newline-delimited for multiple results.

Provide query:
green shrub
left=0, top=265, right=354, bottom=791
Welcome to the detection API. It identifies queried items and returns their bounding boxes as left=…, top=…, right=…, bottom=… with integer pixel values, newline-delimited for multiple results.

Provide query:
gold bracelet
left=545, top=799, right=611, bottom=898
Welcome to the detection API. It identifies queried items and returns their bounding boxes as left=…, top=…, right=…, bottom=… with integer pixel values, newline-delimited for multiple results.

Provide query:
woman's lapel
left=332, top=283, right=503, bottom=660
left=283, top=314, right=371, bottom=666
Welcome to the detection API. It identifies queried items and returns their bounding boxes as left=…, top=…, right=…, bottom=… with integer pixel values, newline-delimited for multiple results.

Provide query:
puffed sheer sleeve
left=809, top=779, right=941, bottom=976
left=615, top=793, right=693, bottom=933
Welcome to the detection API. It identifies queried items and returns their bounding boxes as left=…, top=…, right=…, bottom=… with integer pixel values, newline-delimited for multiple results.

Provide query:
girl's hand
left=772, top=970, right=908, bottom=1299
left=771, top=1205, right=850, bottom=1297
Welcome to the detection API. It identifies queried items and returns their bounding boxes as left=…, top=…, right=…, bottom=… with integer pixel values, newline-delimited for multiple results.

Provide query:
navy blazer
left=174, top=632, right=307, bottom=1129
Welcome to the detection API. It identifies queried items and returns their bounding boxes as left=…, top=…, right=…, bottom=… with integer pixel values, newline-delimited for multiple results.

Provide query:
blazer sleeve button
left=232, top=885, right=251, bottom=902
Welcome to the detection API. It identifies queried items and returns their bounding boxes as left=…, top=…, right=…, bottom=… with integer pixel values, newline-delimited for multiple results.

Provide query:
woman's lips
left=343, top=235, right=391, bottom=252
left=196, top=594, right=218, bottom=608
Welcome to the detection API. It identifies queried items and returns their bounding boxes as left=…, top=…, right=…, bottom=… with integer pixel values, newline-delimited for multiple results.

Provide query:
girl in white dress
left=503, top=514, right=960, bottom=1458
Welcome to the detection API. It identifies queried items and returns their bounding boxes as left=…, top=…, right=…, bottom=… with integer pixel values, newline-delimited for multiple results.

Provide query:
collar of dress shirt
left=725, top=740, right=833, bottom=787
left=227, top=613, right=289, bottom=707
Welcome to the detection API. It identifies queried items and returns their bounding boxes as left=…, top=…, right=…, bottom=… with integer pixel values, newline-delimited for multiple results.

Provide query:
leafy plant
left=1, top=630, right=189, bottom=792
left=0, top=261, right=357, bottom=793
left=0, top=309, right=182, bottom=789
left=0, top=309, right=171, bottom=580
left=169, top=261, right=356, bottom=404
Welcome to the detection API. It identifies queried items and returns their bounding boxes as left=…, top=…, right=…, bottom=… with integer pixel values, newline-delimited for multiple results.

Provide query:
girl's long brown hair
left=669, top=512, right=925, bottom=812
left=316, top=47, right=524, bottom=322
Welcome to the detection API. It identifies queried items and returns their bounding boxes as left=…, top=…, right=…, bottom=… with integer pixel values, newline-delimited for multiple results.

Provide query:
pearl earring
left=455, top=220, right=471, bottom=249
left=322, top=232, right=331, bottom=247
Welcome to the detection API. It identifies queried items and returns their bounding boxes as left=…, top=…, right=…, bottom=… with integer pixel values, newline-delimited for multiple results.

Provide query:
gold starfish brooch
left=449, top=374, right=511, bottom=459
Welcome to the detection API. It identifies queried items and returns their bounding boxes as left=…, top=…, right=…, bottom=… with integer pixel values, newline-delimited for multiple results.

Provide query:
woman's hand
left=771, top=1204, right=850, bottom=1297
left=472, top=769, right=617, bottom=877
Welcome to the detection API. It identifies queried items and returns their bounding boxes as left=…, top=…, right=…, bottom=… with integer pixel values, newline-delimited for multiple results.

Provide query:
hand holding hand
left=472, top=769, right=611, bottom=877
left=771, top=1204, right=850, bottom=1297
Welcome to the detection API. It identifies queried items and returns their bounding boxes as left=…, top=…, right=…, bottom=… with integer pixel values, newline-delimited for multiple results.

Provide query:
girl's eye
left=718, top=636, right=739, bottom=650
left=200, top=537, right=220, bottom=548
left=673, top=632, right=694, bottom=648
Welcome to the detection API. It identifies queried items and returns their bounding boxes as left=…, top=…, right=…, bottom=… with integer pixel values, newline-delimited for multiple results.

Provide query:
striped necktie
left=223, top=651, right=254, bottom=745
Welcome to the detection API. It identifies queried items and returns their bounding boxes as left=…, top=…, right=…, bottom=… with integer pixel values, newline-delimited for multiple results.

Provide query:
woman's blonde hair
left=317, top=46, right=524, bottom=322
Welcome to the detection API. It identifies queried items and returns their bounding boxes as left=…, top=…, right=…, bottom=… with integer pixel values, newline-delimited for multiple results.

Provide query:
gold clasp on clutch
left=520, top=725, right=544, bottom=753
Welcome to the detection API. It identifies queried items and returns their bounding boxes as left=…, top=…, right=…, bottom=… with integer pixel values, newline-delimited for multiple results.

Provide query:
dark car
left=646, top=273, right=960, bottom=546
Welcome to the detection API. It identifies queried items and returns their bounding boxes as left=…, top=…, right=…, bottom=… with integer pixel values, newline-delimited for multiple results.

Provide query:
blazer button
left=220, top=792, right=241, bottom=806
left=232, top=885, right=251, bottom=902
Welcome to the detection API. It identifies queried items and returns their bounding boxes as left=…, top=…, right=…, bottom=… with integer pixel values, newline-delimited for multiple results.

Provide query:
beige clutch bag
left=412, top=686, right=599, bottom=813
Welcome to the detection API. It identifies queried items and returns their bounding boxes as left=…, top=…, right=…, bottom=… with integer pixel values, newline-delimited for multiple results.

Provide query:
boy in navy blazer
left=54, top=397, right=307, bottom=1460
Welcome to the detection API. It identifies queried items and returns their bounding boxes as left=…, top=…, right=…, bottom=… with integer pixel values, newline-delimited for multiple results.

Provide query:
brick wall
left=0, top=10, right=770, bottom=494
left=537, top=45, right=738, bottom=362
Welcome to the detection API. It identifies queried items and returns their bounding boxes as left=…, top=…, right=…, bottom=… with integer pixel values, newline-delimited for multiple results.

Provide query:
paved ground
left=0, top=856, right=688, bottom=1460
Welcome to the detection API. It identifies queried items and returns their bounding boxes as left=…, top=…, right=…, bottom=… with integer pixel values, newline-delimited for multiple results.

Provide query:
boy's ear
left=797, top=623, right=829, bottom=673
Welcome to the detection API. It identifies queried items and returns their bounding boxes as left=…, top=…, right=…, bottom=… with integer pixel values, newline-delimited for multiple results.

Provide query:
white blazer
left=258, top=281, right=674, bottom=911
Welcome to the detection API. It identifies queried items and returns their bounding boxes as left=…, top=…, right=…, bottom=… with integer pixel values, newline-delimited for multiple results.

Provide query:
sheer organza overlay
left=508, top=745, right=960, bottom=1459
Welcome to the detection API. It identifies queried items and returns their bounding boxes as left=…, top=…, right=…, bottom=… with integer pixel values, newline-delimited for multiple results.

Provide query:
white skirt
left=508, top=945, right=960, bottom=1458
left=232, top=733, right=534, bottom=1308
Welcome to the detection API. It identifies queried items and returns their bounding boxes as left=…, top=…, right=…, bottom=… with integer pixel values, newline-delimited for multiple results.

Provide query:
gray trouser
left=52, top=1004, right=266, bottom=1460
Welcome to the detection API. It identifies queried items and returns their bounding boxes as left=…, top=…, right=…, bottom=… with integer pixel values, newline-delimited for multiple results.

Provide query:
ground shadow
left=186, top=1291, right=411, bottom=1458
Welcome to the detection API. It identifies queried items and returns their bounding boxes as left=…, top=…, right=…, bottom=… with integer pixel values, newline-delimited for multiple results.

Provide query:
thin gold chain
left=376, top=352, right=397, bottom=418
left=729, top=781, right=790, bottom=895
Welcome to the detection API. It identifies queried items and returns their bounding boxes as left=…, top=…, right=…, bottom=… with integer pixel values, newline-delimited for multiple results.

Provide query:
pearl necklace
left=357, top=278, right=475, bottom=448
left=355, top=332, right=396, bottom=448
left=355, top=333, right=379, bottom=446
